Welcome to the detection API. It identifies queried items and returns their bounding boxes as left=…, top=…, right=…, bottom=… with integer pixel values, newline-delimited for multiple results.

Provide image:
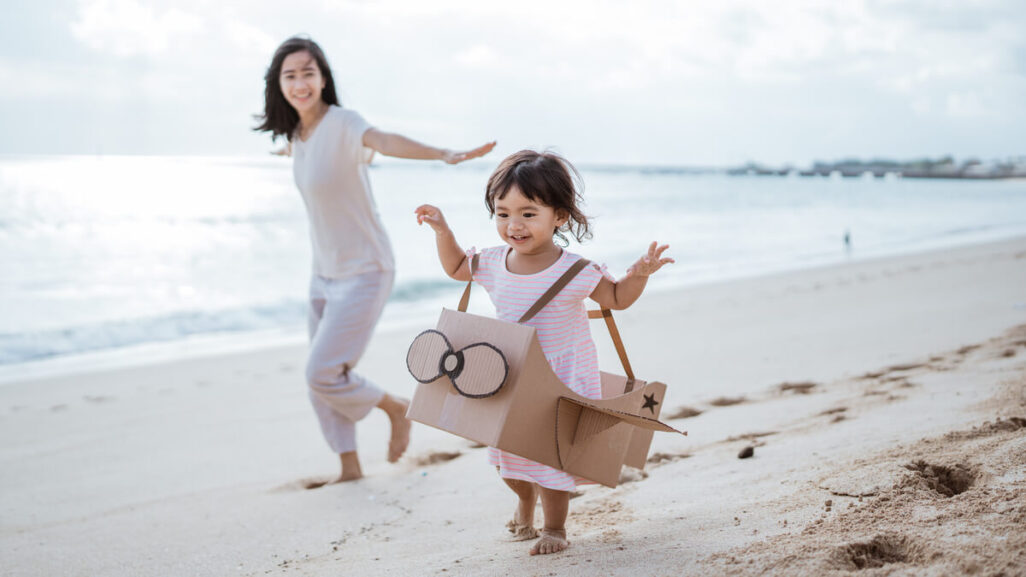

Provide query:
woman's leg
left=305, top=270, right=409, bottom=479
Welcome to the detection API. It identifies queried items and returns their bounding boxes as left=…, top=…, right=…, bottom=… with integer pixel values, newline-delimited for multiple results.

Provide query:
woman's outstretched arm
left=363, top=129, right=495, bottom=164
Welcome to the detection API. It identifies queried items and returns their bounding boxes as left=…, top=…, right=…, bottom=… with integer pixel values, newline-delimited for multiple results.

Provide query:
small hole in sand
left=903, top=461, right=975, bottom=497
left=831, top=534, right=913, bottom=570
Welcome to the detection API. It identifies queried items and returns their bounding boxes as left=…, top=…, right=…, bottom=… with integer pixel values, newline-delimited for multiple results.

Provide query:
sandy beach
left=2, top=237, right=1024, bottom=576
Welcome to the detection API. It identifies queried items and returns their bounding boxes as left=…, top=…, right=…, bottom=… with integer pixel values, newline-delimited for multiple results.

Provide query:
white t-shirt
left=292, top=106, right=395, bottom=278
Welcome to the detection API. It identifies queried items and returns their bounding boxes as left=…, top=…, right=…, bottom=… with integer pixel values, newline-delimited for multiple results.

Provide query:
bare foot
left=506, top=507, right=539, bottom=541
left=300, top=472, right=360, bottom=490
left=529, top=529, right=569, bottom=555
left=506, top=483, right=539, bottom=540
left=379, top=395, right=411, bottom=463
left=300, top=477, right=333, bottom=490
left=506, top=519, right=539, bottom=541
left=335, top=452, right=363, bottom=483
left=335, top=471, right=363, bottom=483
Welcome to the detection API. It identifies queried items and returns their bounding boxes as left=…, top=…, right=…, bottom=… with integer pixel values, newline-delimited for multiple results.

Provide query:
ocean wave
left=0, top=301, right=307, bottom=366
left=0, top=279, right=466, bottom=366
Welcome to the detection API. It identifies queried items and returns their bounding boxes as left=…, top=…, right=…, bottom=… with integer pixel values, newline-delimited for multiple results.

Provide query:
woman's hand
left=625, top=242, right=674, bottom=278
left=441, top=141, right=497, bottom=165
left=415, top=204, right=452, bottom=235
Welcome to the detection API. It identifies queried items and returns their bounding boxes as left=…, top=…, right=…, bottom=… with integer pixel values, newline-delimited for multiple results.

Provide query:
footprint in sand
left=618, top=467, right=649, bottom=484
left=777, top=381, right=818, bottom=395
left=725, top=431, right=778, bottom=443
left=859, top=370, right=887, bottom=380
left=708, top=396, right=746, bottom=407
left=271, top=477, right=344, bottom=492
left=413, top=451, right=462, bottom=467
left=819, top=407, right=849, bottom=423
left=886, top=362, right=927, bottom=372
left=666, top=406, right=703, bottom=419
left=647, top=451, right=691, bottom=466
left=83, top=395, right=115, bottom=403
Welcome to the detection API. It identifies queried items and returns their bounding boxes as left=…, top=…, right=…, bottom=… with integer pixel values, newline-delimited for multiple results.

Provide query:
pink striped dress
left=470, top=245, right=613, bottom=491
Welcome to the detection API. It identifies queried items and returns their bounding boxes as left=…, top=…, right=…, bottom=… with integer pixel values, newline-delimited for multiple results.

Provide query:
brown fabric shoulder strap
left=587, top=308, right=635, bottom=385
left=517, top=258, right=591, bottom=323
left=457, top=253, right=480, bottom=312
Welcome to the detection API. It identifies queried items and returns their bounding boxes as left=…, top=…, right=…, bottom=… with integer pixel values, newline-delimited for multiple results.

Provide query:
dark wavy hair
left=253, top=36, right=339, bottom=142
left=485, top=150, right=592, bottom=246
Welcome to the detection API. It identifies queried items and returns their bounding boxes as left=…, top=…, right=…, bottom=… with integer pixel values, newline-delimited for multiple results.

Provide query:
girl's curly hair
left=485, top=150, right=591, bottom=246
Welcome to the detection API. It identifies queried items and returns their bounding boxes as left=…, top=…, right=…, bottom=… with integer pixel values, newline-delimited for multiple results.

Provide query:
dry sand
left=1, top=237, right=1024, bottom=576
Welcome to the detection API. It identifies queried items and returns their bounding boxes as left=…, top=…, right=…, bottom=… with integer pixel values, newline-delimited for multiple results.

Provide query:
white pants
left=306, top=269, right=394, bottom=453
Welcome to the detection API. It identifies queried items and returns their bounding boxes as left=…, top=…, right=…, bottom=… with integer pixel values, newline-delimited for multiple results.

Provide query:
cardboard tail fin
left=555, top=397, right=685, bottom=470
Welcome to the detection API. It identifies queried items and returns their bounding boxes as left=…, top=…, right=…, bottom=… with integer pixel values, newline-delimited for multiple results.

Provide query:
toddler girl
left=414, top=150, right=672, bottom=555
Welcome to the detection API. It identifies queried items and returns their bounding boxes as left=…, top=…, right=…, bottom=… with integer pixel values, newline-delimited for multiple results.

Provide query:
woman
left=256, top=36, right=495, bottom=483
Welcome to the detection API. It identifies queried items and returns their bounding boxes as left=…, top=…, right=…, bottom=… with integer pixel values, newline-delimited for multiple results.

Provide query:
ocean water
left=2, top=155, right=1025, bottom=378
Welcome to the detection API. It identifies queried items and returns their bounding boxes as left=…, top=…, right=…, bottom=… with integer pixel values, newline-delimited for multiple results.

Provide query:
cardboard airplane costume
left=405, top=256, right=686, bottom=488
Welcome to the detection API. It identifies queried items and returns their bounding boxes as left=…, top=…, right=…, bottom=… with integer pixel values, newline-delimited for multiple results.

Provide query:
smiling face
left=278, top=50, right=325, bottom=115
left=494, top=186, right=568, bottom=257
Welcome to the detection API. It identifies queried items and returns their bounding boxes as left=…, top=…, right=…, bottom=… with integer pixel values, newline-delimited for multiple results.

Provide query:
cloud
left=4, top=0, right=1022, bottom=160
left=224, top=19, right=277, bottom=57
left=454, top=45, right=497, bottom=69
left=70, top=0, right=205, bottom=58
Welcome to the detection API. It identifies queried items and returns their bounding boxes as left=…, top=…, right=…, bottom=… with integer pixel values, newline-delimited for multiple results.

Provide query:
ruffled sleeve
left=466, top=246, right=502, bottom=293
left=565, top=257, right=614, bottom=301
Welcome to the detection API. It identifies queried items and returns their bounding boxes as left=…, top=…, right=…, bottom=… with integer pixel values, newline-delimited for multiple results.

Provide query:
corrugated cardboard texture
left=407, top=308, right=684, bottom=488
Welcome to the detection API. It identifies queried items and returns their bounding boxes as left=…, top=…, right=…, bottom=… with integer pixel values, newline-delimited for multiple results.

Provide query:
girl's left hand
left=625, top=242, right=674, bottom=278
left=442, top=141, right=497, bottom=165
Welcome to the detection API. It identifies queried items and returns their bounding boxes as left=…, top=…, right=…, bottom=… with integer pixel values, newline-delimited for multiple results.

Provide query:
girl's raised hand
left=414, top=204, right=451, bottom=234
left=442, top=141, right=497, bottom=165
left=625, top=242, right=674, bottom=278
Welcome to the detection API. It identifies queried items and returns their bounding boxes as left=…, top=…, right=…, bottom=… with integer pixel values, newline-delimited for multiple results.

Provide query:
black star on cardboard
left=642, top=392, right=659, bottom=414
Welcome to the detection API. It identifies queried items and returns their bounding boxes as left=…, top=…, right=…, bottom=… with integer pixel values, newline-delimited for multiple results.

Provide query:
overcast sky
left=1, top=0, right=1023, bottom=166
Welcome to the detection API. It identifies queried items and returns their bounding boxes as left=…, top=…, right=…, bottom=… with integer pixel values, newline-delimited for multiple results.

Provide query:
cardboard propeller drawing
left=406, top=257, right=686, bottom=488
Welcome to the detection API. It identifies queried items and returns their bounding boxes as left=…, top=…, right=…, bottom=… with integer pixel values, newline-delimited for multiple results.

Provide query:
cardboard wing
left=406, top=308, right=685, bottom=488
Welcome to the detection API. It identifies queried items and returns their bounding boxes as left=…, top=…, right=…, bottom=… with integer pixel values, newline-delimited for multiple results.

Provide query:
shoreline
left=1, top=236, right=1024, bottom=576
left=3, top=233, right=1024, bottom=386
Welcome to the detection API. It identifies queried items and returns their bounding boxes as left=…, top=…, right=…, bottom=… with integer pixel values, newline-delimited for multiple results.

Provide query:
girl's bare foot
left=379, top=394, right=411, bottom=462
left=503, top=479, right=539, bottom=540
left=506, top=504, right=539, bottom=541
left=507, top=519, right=539, bottom=541
left=529, top=529, right=569, bottom=555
